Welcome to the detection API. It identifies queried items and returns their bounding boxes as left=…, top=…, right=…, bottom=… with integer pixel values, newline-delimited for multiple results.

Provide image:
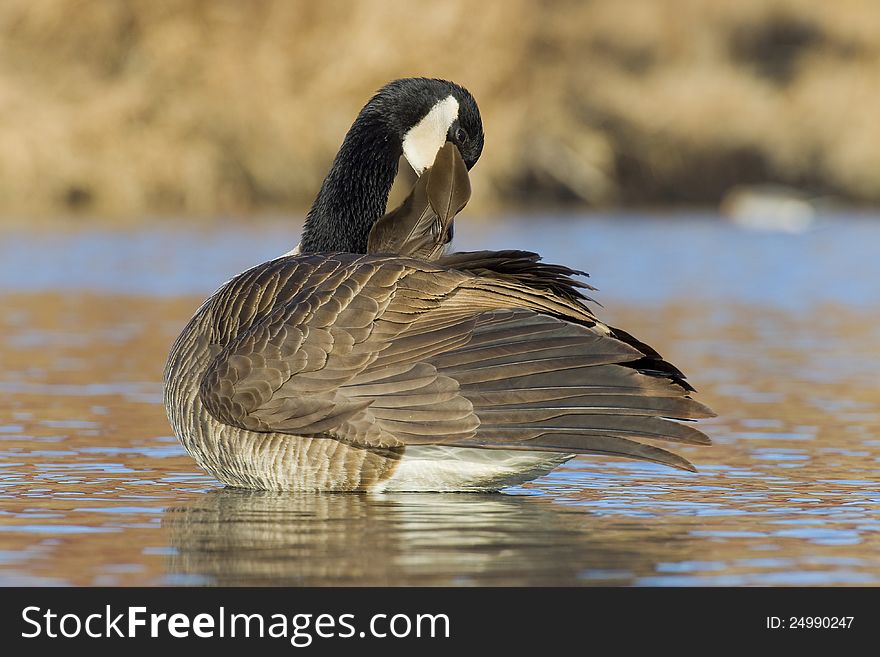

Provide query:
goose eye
left=455, top=127, right=468, bottom=144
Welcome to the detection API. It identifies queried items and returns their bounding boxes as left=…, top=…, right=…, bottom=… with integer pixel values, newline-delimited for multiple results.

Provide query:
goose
left=164, top=77, right=714, bottom=492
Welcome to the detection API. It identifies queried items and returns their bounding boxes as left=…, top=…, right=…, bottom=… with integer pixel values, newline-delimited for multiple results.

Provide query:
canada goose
left=164, top=78, right=713, bottom=492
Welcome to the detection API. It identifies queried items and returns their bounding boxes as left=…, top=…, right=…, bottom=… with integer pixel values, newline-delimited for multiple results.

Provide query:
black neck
left=299, top=114, right=401, bottom=253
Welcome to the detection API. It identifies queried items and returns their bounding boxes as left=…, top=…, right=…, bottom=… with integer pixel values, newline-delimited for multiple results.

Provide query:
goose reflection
left=162, top=490, right=688, bottom=586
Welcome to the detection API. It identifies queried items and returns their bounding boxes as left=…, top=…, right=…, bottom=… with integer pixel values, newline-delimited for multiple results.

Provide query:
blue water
left=2, top=213, right=878, bottom=309
left=1, top=213, right=879, bottom=586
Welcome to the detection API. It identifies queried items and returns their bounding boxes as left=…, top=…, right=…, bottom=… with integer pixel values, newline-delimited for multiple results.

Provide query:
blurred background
left=1, top=0, right=880, bottom=220
left=1, top=1, right=880, bottom=587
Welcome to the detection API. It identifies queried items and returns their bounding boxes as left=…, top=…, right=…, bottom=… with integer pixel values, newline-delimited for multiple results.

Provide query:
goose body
left=164, top=78, right=713, bottom=492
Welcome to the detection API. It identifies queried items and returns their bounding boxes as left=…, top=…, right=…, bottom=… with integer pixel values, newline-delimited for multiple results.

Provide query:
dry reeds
left=0, top=0, right=878, bottom=219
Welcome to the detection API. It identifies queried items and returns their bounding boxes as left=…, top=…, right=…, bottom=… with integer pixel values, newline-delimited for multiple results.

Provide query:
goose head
left=299, top=78, right=483, bottom=255
left=379, top=78, right=484, bottom=175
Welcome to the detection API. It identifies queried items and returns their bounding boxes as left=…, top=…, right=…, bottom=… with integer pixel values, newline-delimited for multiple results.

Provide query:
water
left=1, top=213, right=878, bottom=586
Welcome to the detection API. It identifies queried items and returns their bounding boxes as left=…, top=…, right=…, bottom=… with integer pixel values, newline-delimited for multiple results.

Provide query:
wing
left=200, top=253, right=482, bottom=449
left=200, top=252, right=713, bottom=470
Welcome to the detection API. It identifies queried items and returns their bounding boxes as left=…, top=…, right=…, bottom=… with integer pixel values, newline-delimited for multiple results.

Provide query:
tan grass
left=0, top=0, right=878, bottom=219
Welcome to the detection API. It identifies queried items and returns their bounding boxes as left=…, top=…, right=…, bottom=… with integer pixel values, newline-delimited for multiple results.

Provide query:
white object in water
left=722, top=186, right=816, bottom=233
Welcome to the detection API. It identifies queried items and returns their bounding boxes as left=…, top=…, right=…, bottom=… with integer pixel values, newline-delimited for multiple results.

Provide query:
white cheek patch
left=402, top=95, right=459, bottom=175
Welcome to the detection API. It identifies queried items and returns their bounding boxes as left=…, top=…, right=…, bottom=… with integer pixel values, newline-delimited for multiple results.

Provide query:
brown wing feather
left=367, top=143, right=470, bottom=260
left=200, top=254, right=482, bottom=448
left=438, top=250, right=596, bottom=304
left=366, top=175, right=434, bottom=257
left=426, top=142, right=471, bottom=225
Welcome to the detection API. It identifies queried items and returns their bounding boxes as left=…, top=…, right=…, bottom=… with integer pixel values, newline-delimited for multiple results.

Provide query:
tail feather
left=457, top=434, right=698, bottom=472
left=476, top=414, right=710, bottom=445
left=426, top=308, right=713, bottom=470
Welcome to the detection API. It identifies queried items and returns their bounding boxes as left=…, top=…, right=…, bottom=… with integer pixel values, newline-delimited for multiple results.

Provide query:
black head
left=300, top=78, right=483, bottom=254
left=365, top=78, right=484, bottom=173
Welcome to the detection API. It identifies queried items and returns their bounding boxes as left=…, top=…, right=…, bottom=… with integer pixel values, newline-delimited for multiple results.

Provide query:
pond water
left=0, top=213, right=878, bottom=586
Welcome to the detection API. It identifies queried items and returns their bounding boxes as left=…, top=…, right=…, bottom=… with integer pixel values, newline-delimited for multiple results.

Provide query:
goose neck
left=299, top=114, right=401, bottom=254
